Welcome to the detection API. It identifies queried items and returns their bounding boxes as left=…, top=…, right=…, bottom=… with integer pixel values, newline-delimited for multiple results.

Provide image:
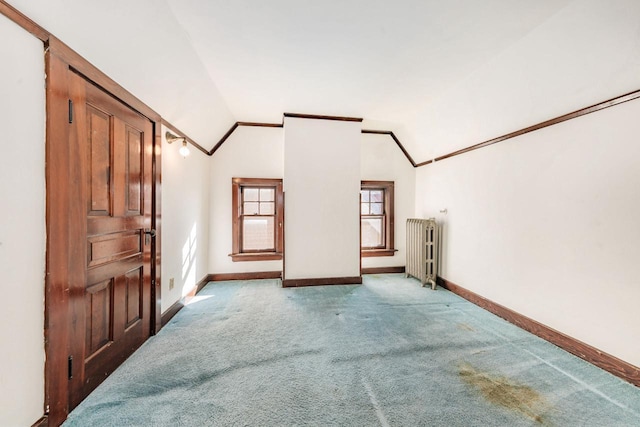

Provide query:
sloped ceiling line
left=0, top=0, right=47, bottom=41
left=208, top=113, right=366, bottom=157
left=361, top=129, right=416, bottom=167
left=162, top=119, right=210, bottom=155
left=209, top=121, right=283, bottom=156
left=283, top=113, right=363, bottom=123
left=4, top=2, right=637, bottom=170
left=198, top=86, right=640, bottom=167
left=200, top=120, right=416, bottom=168
left=415, top=88, right=640, bottom=167
left=199, top=114, right=413, bottom=166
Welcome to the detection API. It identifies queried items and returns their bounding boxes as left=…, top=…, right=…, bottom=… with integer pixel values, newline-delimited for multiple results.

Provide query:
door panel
left=87, top=105, right=111, bottom=216
left=68, top=72, right=153, bottom=409
left=87, top=230, right=142, bottom=267
left=125, top=125, right=143, bottom=215
left=85, top=279, right=112, bottom=357
left=125, top=267, right=143, bottom=327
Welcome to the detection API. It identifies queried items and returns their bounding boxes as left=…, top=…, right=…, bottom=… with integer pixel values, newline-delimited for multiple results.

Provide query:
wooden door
left=67, top=72, right=153, bottom=409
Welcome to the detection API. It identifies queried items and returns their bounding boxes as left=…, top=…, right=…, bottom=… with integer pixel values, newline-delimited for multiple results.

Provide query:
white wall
left=160, top=126, right=211, bottom=313
left=209, top=125, right=415, bottom=277
left=208, top=126, right=284, bottom=274
left=284, top=118, right=361, bottom=280
left=361, top=134, right=415, bottom=269
left=0, top=15, right=45, bottom=426
left=415, top=99, right=640, bottom=367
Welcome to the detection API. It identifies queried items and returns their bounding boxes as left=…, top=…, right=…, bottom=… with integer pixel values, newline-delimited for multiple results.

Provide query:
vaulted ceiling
left=9, top=0, right=640, bottom=163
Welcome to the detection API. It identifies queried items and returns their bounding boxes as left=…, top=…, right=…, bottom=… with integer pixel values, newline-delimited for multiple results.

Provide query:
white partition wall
left=283, top=117, right=361, bottom=285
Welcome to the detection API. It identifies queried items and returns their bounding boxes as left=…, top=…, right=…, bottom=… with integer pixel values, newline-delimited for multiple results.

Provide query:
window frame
left=231, top=177, right=283, bottom=262
left=360, top=180, right=395, bottom=257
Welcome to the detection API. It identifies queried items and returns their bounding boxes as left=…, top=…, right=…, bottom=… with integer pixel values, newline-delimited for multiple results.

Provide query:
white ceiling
left=166, top=0, right=570, bottom=122
left=8, top=0, right=640, bottom=162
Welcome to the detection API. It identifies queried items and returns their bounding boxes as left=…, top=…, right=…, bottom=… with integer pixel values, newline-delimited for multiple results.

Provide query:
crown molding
left=416, top=88, right=640, bottom=167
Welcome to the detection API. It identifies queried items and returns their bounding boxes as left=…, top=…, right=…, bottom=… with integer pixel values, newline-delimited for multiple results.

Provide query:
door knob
left=144, top=228, right=156, bottom=244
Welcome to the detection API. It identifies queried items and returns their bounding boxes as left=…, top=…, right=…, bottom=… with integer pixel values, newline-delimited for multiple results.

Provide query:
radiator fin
left=406, top=218, right=439, bottom=290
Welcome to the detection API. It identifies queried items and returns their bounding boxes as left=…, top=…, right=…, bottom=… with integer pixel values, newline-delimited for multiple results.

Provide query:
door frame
left=45, top=36, right=162, bottom=426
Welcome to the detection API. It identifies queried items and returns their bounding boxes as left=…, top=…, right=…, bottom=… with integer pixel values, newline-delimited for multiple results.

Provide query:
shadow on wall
left=181, top=222, right=198, bottom=296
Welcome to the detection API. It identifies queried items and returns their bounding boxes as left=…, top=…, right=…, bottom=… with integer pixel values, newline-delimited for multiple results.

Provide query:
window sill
left=361, top=249, right=397, bottom=258
left=229, top=252, right=283, bottom=262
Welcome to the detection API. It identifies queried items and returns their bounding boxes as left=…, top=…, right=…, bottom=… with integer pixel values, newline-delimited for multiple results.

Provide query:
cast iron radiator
left=405, top=218, right=439, bottom=289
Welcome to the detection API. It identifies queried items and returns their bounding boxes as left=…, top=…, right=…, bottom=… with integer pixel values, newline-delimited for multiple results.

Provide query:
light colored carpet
left=64, top=274, right=640, bottom=426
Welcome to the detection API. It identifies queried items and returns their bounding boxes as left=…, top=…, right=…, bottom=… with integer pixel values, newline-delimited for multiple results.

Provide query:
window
left=361, top=181, right=395, bottom=257
left=231, top=178, right=283, bottom=261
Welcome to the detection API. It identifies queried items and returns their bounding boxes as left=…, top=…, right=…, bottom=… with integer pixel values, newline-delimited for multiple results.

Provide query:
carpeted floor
left=63, top=274, right=640, bottom=426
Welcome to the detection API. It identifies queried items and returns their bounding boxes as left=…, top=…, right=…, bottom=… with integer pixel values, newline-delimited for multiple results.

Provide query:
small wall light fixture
left=166, top=131, right=190, bottom=157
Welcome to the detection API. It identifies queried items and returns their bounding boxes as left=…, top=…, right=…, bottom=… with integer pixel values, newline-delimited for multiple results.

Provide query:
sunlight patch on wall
left=181, top=223, right=198, bottom=295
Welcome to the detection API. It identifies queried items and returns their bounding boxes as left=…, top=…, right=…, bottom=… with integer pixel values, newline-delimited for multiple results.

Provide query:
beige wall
left=0, top=14, right=46, bottom=426
left=208, top=126, right=284, bottom=274
left=284, top=118, right=361, bottom=280
left=415, top=98, right=640, bottom=367
left=207, top=126, right=416, bottom=277
left=2, top=3, right=638, bottom=424
left=361, top=133, right=415, bottom=270
left=160, top=127, right=212, bottom=313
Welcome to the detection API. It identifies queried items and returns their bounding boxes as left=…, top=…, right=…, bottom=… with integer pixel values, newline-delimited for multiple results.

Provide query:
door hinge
left=68, top=356, right=73, bottom=380
left=68, top=99, right=73, bottom=123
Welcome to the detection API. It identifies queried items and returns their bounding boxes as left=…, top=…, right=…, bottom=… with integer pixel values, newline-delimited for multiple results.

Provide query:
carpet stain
left=124, top=348, right=325, bottom=399
left=457, top=323, right=475, bottom=332
left=459, top=363, right=549, bottom=425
